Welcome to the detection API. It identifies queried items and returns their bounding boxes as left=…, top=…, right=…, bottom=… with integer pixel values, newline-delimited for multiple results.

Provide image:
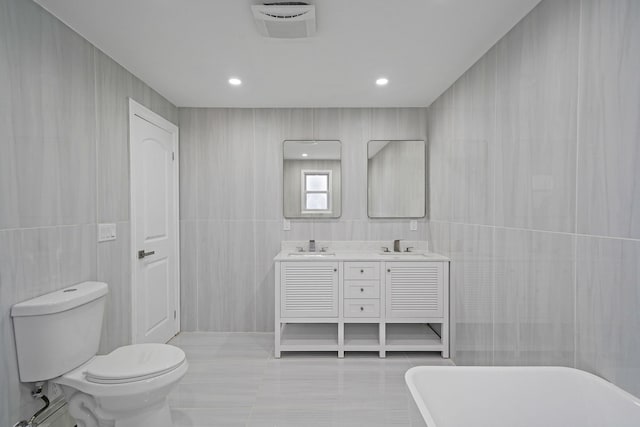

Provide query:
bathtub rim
left=405, top=366, right=640, bottom=427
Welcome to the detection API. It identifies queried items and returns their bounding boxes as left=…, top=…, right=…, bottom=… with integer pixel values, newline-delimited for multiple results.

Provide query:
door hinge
left=174, top=310, right=177, bottom=319
left=172, top=152, right=175, bottom=161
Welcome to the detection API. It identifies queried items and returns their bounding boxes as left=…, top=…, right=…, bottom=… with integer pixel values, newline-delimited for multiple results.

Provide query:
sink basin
left=288, top=252, right=336, bottom=257
left=379, top=252, right=426, bottom=256
left=379, top=252, right=445, bottom=260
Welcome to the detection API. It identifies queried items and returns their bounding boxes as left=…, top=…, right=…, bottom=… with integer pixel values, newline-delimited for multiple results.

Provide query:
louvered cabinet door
left=385, top=262, right=444, bottom=319
left=280, top=262, right=339, bottom=318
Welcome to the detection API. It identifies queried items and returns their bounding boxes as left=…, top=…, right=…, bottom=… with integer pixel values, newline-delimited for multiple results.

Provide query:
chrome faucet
left=393, top=239, right=401, bottom=252
left=309, top=239, right=316, bottom=252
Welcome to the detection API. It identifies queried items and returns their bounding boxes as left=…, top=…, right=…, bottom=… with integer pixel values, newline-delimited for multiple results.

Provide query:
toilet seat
left=54, top=344, right=187, bottom=398
left=85, top=343, right=185, bottom=384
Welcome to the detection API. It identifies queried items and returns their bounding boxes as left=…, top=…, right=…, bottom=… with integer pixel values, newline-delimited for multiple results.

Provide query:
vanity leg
left=379, top=323, right=385, bottom=358
left=442, top=263, right=450, bottom=359
left=275, top=322, right=282, bottom=358
left=442, top=319, right=449, bottom=358
left=338, top=323, right=344, bottom=358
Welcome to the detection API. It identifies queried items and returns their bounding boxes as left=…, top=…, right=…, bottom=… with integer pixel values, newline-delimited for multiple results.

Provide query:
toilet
left=11, top=281, right=188, bottom=427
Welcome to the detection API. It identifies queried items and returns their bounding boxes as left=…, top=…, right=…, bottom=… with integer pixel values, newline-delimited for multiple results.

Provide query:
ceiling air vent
left=251, top=2, right=316, bottom=39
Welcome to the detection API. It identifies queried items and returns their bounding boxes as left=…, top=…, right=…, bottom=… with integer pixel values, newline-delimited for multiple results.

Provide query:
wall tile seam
left=252, top=108, right=257, bottom=331
left=429, top=220, right=640, bottom=243
left=190, top=109, right=200, bottom=332
left=491, top=43, right=498, bottom=367
left=93, top=45, right=101, bottom=292
left=193, top=170, right=200, bottom=332
left=572, top=0, right=585, bottom=371
left=0, top=222, right=129, bottom=237
left=0, top=223, right=99, bottom=233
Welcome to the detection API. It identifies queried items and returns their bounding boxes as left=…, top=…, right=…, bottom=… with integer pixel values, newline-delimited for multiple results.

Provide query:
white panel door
left=281, top=262, right=339, bottom=318
left=130, top=99, right=179, bottom=344
left=385, top=262, right=443, bottom=319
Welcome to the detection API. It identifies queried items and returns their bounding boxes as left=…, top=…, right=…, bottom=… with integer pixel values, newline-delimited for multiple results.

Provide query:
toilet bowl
left=10, top=282, right=188, bottom=427
left=54, top=343, right=188, bottom=427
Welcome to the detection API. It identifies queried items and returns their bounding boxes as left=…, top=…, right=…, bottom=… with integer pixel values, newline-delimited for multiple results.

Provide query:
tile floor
left=168, top=332, right=453, bottom=426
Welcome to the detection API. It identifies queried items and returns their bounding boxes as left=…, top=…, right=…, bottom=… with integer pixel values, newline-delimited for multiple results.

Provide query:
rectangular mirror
left=368, top=140, right=426, bottom=218
left=283, top=140, right=341, bottom=218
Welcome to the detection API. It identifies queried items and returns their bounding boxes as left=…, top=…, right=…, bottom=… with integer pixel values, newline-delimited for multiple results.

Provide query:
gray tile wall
left=428, top=0, right=640, bottom=397
left=179, top=108, right=428, bottom=332
left=0, top=0, right=178, bottom=424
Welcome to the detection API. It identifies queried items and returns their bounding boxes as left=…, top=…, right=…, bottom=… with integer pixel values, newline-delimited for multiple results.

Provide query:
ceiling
left=284, top=140, right=341, bottom=160
left=35, top=0, right=541, bottom=108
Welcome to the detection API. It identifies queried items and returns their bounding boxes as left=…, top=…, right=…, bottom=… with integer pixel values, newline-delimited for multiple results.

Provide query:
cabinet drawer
left=344, top=281, right=380, bottom=299
left=344, top=299, right=380, bottom=318
left=344, top=262, right=380, bottom=280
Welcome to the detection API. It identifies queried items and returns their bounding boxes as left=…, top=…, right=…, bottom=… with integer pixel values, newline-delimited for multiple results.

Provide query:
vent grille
left=252, top=4, right=316, bottom=38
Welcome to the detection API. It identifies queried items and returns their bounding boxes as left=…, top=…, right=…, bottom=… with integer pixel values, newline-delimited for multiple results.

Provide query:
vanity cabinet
left=275, top=256, right=449, bottom=359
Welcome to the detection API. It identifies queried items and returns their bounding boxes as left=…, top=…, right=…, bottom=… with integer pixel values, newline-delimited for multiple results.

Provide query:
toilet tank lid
left=11, top=281, right=108, bottom=317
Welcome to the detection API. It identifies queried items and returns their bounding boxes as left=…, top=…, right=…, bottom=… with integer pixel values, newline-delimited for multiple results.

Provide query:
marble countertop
left=273, top=250, right=450, bottom=262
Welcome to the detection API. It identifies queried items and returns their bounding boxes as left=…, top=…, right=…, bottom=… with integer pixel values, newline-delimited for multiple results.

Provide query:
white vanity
left=274, top=241, right=450, bottom=358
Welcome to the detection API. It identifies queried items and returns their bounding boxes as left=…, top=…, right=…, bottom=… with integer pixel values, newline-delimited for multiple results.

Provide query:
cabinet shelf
left=385, top=323, right=443, bottom=350
left=280, top=323, right=338, bottom=350
left=344, top=323, right=379, bottom=346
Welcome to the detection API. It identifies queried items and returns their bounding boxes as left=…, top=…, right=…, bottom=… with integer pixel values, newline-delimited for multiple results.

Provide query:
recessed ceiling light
left=228, top=77, right=242, bottom=86
left=301, top=153, right=309, bottom=157
left=376, top=78, right=389, bottom=86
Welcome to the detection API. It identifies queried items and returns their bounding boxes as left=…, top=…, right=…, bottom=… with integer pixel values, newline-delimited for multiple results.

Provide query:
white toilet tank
left=11, top=281, right=108, bottom=382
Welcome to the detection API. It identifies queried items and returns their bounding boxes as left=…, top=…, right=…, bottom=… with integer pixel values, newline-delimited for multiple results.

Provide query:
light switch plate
left=283, top=219, right=291, bottom=231
left=98, top=223, right=117, bottom=242
left=409, top=220, right=418, bottom=231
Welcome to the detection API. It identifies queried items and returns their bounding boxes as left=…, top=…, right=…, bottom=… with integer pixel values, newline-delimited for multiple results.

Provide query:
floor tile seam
left=246, top=349, right=274, bottom=423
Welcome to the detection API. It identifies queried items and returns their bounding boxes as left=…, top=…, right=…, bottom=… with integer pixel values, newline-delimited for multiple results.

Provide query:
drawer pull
left=360, top=307, right=364, bottom=311
left=360, top=288, right=364, bottom=292
left=360, top=269, right=364, bottom=273
left=334, top=268, right=337, bottom=272
left=387, top=268, right=391, bottom=273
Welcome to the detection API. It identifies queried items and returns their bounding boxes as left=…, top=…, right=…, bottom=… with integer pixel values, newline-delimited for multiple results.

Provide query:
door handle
left=138, top=250, right=155, bottom=259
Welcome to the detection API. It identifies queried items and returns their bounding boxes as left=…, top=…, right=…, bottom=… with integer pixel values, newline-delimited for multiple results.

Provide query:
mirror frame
left=366, top=139, right=427, bottom=219
left=282, top=139, right=342, bottom=219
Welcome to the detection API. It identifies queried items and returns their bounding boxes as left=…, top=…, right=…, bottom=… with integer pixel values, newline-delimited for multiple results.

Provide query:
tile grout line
left=573, top=0, right=584, bottom=370
left=194, top=112, right=200, bottom=331
left=246, top=339, right=271, bottom=425
left=93, top=46, right=99, bottom=232
left=252, top=108, right=257, bottom=332
left=428, top=219, right=640, bottom=243
left=0, top=222, right=103, bottom=233
left=92, top=47, right=100, bottom=294
left=492, top=45, right=498, bottom=367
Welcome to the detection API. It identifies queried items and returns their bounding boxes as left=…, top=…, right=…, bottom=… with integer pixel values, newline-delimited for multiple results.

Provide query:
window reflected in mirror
left=303, top=171, right=331, bottom=212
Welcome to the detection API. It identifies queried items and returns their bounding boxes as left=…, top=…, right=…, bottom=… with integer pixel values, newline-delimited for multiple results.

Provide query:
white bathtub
left=406, top=366, right=640, bottom=427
